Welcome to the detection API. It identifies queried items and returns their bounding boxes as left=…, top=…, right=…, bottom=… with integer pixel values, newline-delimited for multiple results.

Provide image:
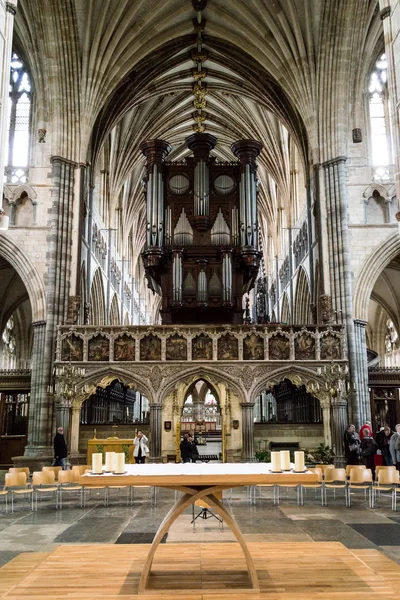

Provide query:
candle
left=114, top=453, right=125, bottom=474
left=105, top=452, right=115, bottom=472
left=92, top=452, right=103, bottom=474
left=271, top=451, right=281, bottom=472
left=280, top=450, right=290, bottom=471
left=294, top=451, right=305, bottom=472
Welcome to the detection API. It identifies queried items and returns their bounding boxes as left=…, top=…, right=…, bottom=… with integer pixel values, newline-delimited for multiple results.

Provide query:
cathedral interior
left=2, top=0, right=400, bottom=595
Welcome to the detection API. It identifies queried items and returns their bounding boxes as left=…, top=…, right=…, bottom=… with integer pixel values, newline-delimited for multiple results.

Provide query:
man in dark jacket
left=180, top=433, right=192, bottom=463
left=54, top=427, right=68, bottom=469
left=376, top=426, right=393, bottom=466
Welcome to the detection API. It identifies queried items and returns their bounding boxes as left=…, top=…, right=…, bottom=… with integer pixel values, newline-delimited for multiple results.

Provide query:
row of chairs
left=1, top=465, right=155, bottom=513
left=251, top=465, right=400, bottom=508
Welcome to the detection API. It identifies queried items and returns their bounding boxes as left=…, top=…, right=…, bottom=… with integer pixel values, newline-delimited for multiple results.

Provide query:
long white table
left=81, top=463, right=318, bottom=594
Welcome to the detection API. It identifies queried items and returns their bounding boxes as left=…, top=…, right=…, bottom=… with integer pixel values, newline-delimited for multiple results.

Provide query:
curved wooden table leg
left=204, top=493, right=259, bottom=590
left=138, top=485, right=259, bottom=594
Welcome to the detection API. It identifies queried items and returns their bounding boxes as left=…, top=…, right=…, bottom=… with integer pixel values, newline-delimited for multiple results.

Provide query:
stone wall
left=254, top=423, right=324, bottom=452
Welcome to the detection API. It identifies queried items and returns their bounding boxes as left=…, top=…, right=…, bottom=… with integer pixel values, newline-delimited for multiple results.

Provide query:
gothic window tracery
left=1, top=316, right=16, bottom=369
left=5, top=53, right=32, bottom=181
left=369, top=53, right=392, bottom=177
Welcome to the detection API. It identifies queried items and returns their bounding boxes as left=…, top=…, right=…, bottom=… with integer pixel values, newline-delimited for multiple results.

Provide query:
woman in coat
left=133, top=430, right=149, bottom=464
left=344, top=424, right=361, bottom=466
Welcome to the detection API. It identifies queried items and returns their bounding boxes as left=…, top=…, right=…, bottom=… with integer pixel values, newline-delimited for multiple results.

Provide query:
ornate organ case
left=140, top=133, right=262, bottom=324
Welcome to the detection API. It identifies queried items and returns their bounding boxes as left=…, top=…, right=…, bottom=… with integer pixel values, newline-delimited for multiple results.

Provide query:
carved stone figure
left=66, top=295, right=81, bottom=325
left=320, top=294, right=333, bottom=324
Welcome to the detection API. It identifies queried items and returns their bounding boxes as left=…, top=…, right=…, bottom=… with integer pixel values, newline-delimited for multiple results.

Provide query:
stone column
left=353, top=319, right=370, bottom=425
left=0, top=1, right=17, bottom=212
left=323, top=157, right=359, bottom=425
left=149, top=404, right=163, bottom=462
left=319, top=395, right=332, bottom=448
left=330, top=396, right=348, bottom=466
left=54, top=396, right=71, bottom=444
left=240, top=402, right=256, bottom=462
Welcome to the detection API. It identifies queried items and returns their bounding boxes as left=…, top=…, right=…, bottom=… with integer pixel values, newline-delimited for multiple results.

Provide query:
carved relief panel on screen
left=294, top=332, right=315, bottom=360
left=61, top=335, right=83, bottom=362
left=192, top=334, right=213, bottom=360
left=140, top=334, right=162, bottom=361
left=320, top=332, right=341, bottom=360
left=269, top=333, right=290, bottom=360
left=217, top=334, right=238, bottom=360
left=243, top=334, right=264, bottom=360
left=114, top=335, right=135, bottom=361
left=88, top=335, right=110, bottom=361
left=166, top=334, right=187, bottom=361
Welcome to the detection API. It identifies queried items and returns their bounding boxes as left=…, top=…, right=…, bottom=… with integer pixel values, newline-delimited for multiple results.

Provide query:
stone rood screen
left=56, top=324, right=346, bottom=364
left=140, top=134, right=263, bottom=325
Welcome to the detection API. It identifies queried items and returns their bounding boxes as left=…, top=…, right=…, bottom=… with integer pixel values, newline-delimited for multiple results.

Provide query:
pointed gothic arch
left=109, top=294, right=120, bottom=326
left=281, top=292, right=291, bottom=324
left=294, top=267, right=312, bottom=324
left=90, top=268, right=106, bottom=326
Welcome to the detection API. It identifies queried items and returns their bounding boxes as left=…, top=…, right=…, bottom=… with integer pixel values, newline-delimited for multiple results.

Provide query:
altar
left=80, top=462, right=317, bottom=594
left=87, top=437, right=134, bottom=464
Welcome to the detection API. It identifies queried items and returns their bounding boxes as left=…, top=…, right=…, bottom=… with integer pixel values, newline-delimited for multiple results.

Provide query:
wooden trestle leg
left=138, top=484, right=260, bottom=594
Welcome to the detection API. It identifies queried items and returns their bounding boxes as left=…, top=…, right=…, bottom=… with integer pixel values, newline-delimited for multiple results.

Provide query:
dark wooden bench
left=198, top=454, right=219, bottom=463
left=269, top=442, right=300, bottom=451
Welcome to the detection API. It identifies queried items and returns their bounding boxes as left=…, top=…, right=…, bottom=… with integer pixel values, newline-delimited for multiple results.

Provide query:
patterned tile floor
left=0, top=485, right=400, bottom=569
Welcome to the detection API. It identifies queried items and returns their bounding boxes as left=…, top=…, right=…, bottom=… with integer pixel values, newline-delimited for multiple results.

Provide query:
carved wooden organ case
left=140, top=133, right=263, bottom=324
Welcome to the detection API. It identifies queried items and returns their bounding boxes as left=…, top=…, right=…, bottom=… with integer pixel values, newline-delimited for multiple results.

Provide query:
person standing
left=180, top=433, right=192, bottom=463
left=359, top=421, right=373, bottom=440
left=133, top=430, right=149, bottom=464
left=376, top=426, right=393, bottom=466
left=188, top=436, right=200, bottom=463
left=390, top=424, right=400, bottom=471
left=360, top=432, right=378, bottom=478
left=53, top=426, right=68, bottom=470
left=344, top=424, right=360, bottom=466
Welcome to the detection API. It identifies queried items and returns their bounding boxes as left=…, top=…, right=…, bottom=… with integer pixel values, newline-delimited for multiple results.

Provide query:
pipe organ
left=140, top=133, right=262, bottom=324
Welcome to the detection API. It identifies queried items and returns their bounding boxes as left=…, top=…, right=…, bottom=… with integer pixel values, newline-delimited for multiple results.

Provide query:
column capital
left=6, top=2, right=17, bottom=16
left=322, top=156, right=347, bottom=168
left=32, top=320, right=46, bottom=328
left=240, top=402, right=255, bottom=409
left=353, top=318, right=368, bottom=328
left=150, top=403, right=163, bottom=410
left=380, top=6, right=391, bottom=20
left=50, top=155, right=78, bottom=168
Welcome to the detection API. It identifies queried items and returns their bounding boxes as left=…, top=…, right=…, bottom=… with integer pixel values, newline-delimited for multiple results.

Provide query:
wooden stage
left=1, top=542, right=400, bottom=599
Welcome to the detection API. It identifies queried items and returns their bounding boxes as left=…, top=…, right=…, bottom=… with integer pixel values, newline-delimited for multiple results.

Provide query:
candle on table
left=280, top=450, right=290, bottom=471
left=92, top=452, right=103, bottom=474
left=271, top=451, right=282, bottom=472
left=294, top=451, right=305, bottom=472
left=105, top=452, right=115, bottom=472
left=114, top=453, right=125, bottom=474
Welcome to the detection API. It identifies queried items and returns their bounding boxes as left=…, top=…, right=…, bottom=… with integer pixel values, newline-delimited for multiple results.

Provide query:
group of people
left=180, top=432, right=200, bottom=463
left=53, top=428, right=149, bottom=468
left=344, top=420, right=400, bottom=477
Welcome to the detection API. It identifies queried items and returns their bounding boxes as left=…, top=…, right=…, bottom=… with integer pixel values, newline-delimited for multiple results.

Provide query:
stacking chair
left=345, top=464, right=365, bottom=479
left=32, top=471, right=58, bottom=510
left=375, top=465, right=396, bottom=481
left=5, top=472, right=33, bottom=512
left=346, top=468, right=372, bottom=507
left=81, top=469, right=108, bottom=506
left=42, top=466, right=63, bottom=480
left=58, top=470, right=84, bottom=509
left=324, top=468, right=347, bottom=505
left=371, top=469, right=397, bottom=509
left=315, top=464, right=335, bottom=479
left=9, top=467, right=30, bottom=480
left=253, top=482, right=276, bottom=505
left=0, top=487, right=8, bottom=514
left=301, top=467, right=325, bottom=506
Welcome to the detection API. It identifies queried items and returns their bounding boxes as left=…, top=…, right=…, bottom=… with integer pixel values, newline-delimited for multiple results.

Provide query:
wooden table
left=80, top=463, right=317, bottom=595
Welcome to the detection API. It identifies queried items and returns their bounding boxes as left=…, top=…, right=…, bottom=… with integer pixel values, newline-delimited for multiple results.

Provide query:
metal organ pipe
left=194, top=160, right=209, bottom=216
left=173, top=252, right=182, bottom=303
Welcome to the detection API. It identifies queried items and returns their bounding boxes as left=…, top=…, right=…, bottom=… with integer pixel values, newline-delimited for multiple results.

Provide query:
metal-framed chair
left=324, top=468, right=347, bottom=505
left=346, top=468, right=372, bottom=507
left=58, top=470, right=84, bottom=509
left=371, top=469, right=398, bottom=509
left=5, top=472, right=33, bottom=512
left=32, top=471, right=58, bottom=510
left=300, top=467, right=325, bottom=506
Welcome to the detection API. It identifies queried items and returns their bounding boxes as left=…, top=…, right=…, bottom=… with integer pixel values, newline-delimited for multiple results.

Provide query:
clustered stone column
left=323, top=157, right=360, bottom=426
left=353, top=319, right=370, bottom=426
left=330, top=396, right=348, bottom=466
left=240, top=402, right=256, bottom=462
left=149, top=404, right=163, bottom=462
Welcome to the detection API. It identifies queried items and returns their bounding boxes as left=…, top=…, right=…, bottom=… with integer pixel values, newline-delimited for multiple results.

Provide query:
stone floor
left=1, top=484, right=400, bottom=571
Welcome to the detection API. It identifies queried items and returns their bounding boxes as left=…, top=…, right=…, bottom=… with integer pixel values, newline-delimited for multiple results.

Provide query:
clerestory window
left=369, top=53, right=392, bottom=179
left=5, top=53, right=32, bottom=181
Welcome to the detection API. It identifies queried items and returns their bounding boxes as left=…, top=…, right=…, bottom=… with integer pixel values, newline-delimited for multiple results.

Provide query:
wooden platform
left=1, top=542, right=400, bottom=599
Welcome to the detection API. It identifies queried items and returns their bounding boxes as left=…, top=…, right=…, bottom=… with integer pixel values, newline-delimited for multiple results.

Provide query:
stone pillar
left=323, top=157, right=359, bottom=426
left=240, top=402, right=256, bottom=462
left=149, top=404, right=163, bottom=462
left=353, top=319, right=370, bottom=425
left=0, top=1, right=17, bottom=212
left=320, top=396, right=332, bottom=448
left=330, top=396, right=348, bottom=466
left=54, top=397, right=71, bottom=444
left=69, top=404, right=81, bottom=456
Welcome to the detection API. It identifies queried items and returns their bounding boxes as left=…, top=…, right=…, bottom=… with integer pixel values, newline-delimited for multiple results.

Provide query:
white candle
left=92, top=453, right=103, bottom=474
left=114, top=453, right=125, bottom=474
left=294, top=451, right=305, bottom=472
left=271, top=451, right=282, bottom=472
left=105, top=452, right=115, bottom=472
left=280, top=450, right=290, bottom=471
